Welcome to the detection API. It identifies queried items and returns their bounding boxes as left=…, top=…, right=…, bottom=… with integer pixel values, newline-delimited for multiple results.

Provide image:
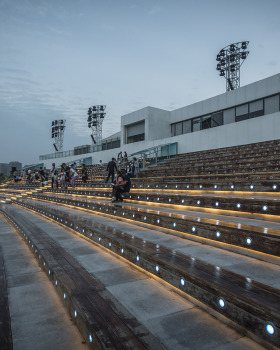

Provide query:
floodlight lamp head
left=241, top=41, right=247, bottom=49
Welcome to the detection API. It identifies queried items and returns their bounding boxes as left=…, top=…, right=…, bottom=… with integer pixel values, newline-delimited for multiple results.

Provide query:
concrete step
left=4, top=198, right=280, bottom=348
left=0, top=204, right=268, bottom=350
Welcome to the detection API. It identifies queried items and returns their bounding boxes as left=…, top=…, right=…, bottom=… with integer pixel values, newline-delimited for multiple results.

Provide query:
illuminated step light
left=121, top=248, right=124, bottom=254
left=175, top=185, right=178, bottom=189
left=109, top=242, right=111, bottom=247
left=136, top=255, right=140, bottom=262
left=231, top=185, right=234, bottom=189
left=144, top=216, right=147, bottom=221
left=181, top=199, right=185, bottom=204
left=155, top=265, right=159, bottom=272
left=55, top=280, right=58, bottom=286
left=199, top=185, right=203, bottom=189
left=180, top=278, right=185, bottom=286
left=186, top=185, right=190, bottom=189
left=262, top=205, right=268, bottom=211
left=169, top=198, right=172, bottom=202
left=157, top=219, right=160, bottom=224
left=246, top=237, right=252, bottom=245
left=266, top=323, right=275, bottom=335
left=89, top=334, right=93, bottom=343
left=215, top=202, right=219, bottom=206
left=197, top=200, right=200, bottom=205
left=214, top=185, right=218, bottom=189
left=132, top=214, right=135, bottom=218
left=173, top=222, right=176, bottom=228
left=192, top=226, right=196, bottom=232
left=74, top=310, right=77, bottom=318
left=250, top=185, right=254, bottom=190
left=216, top=231, right=221, bottom=238
left=48, top=270, right=51, bottom=275
left=218, top=298, right=226, bottom=308
left=237, top=203, right=241, bottom=208
left=273, top=184, right=277, bottom=190
left=98, top=237, right=101, bottom=242
left=122, top=212, right=125, bottom=216
left=63, top=293, right=66, bottom=300
left=146, top=196, right=149, bottom=200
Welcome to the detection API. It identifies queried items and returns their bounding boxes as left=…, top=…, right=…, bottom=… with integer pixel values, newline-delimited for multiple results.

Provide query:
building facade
left=40, top=73, right=280, bottom=169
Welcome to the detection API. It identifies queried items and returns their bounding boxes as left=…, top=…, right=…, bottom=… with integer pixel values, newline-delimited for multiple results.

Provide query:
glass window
left=192, top=117, right=201, bottom=132
left=223, top=108, right=235, bottom=125
left=171, top=124, right=175, bottom=137
left=236, top=104, right=249, bottom=122
left=201, top=115, right=211, bottom=130
left=264, top=95, right=280, bottom=114
left=249, top=100, right=264, bottom=118
left=175, top=122, right=183, bottom=135
left=211, top=112, right=223, bottom=127
left=183, top=120, right=191, bottom=134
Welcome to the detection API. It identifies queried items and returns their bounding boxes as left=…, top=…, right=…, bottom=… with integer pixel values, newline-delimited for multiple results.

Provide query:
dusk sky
left=0, top=0, right=279, bottom=166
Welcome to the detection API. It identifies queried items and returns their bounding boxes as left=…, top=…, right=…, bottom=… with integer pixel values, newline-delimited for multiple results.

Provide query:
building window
left=127, top=133, right=145, bottom=144
left=236, top=104, right=249, bottom=122
left=175, top=122, right=183, bottom=135
left=192, top=117, right=201, bottom=132
left=126, top=121, right=145, bottom=144
left=201, top=115, right=211, bottom=130
left=211, top=111, right=223, bottom=127
left=264, top=95, right=280, bottom=114
left=223, top=108, right=235, bottom=125
left=183, top=120, right=191, bottom=134
left=249, top=100, right=264, bottom=119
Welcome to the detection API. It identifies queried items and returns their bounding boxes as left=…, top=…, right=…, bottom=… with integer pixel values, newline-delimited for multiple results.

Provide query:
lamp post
left=87, top=105, right=106, bottom=145
left=51, top=120, right=66, bottom=152
left=216, top=41, right=249, bottom=91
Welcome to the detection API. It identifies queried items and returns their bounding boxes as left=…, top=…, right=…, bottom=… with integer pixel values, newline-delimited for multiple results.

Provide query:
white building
left=40, top=73, right=280, bottom=169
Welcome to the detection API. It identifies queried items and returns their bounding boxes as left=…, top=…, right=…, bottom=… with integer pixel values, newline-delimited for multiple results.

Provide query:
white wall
left=40, top=74, right=280, bottom=169
left=171, top=73, right=280, bottom=123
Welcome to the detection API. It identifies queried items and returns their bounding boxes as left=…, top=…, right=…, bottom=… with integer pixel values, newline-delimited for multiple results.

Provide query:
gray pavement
left=0, top=215, right=88, bottom=350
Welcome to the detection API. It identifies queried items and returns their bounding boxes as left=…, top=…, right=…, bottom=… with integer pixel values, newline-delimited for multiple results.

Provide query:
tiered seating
left=1, top=139, right=280, bottom=349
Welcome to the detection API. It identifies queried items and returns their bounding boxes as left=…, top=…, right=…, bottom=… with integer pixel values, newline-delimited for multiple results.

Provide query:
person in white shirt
left=70, top=164, right=79, bottom=187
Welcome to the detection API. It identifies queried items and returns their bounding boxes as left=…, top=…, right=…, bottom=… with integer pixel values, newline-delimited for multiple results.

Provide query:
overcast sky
left=0, top=0, right=279, bottom=166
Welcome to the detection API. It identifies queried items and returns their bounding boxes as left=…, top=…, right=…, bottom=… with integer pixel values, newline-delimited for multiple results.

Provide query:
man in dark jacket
left=105, top=158, right=117, bottom=183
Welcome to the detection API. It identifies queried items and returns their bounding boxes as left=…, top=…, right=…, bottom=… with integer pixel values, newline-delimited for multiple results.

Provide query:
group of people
left=50, top=162, right=87, bottom=189
left=21, top=154, right=140, bottom=204
left=105, top=156, right=140, bottom=184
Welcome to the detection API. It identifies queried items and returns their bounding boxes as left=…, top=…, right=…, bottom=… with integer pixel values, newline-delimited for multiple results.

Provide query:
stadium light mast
left=87, top=105, right=106, bottom=145
left=216, top=41, right=249, bottom=91
left=51, top=120, right=66, bottom=152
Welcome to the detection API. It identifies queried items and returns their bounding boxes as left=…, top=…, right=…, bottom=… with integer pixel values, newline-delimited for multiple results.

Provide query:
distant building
left=0, top=161, right=22, bottom=176
left=39, top=73, right=280, bottom=169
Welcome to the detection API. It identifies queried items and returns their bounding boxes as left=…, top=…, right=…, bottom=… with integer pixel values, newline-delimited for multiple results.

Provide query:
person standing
left=50, top=163, right=58, bottom=189
left=81, top=164, right=88, bottom=183
left=70, top=164, right=79, bottom=187
left=105, top=158, right=117, bottom=183
left=38, top=167, right=45, bottom=187
left=132, top=157, right=140, bottom=177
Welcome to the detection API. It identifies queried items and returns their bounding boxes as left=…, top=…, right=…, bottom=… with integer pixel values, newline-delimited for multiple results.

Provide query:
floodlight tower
left=216, top=41, right=249, bottom=91
left=87, top=105, right=106, bottom=145
left=51, top=120, right=66, bottom=152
